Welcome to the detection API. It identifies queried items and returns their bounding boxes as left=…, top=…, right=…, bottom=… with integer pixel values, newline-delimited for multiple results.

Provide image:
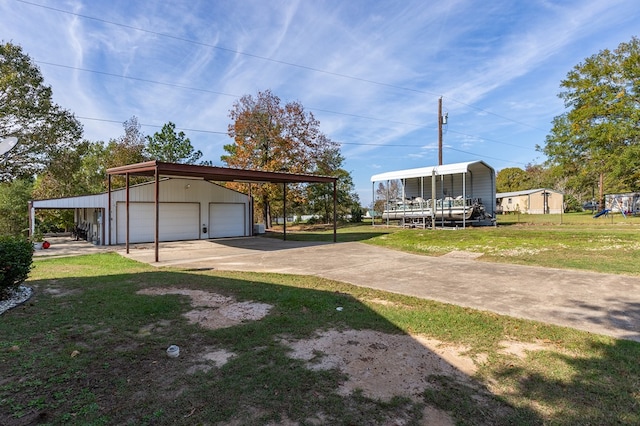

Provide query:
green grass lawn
left=272, top=213, right=640, bottom=276
left=1, top=245, right=640, bottom=425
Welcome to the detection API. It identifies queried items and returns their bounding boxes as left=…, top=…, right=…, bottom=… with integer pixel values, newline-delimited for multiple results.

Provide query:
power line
left=20, top=0, right=546, bottom=133
left=77, top=115, right=530, bottom=165
left=78, top=116, right=529, bottom=166
left=446, top=129, right=538, bottom=152
left=37, top=61, right=240, bottom=98
left=445, top=146, right=529, bottom=166
left=43, top=60, right=537, bottom=153
left=306, top=107, right=426, bottom=128
left=337, top=140, right=529, bottom=166
left=21, top=1, right=541, bottom=166
left=19, top=0, right=437, bottom=96
left=37, top=60, right=429, bottom=129
left=76, top=116, right=228, bottom=135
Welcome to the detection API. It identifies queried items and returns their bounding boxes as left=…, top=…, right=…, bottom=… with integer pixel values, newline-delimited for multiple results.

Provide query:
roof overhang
left=107, top=160, right=336, bottom=184
left=370, top=160, right=494, bottom=182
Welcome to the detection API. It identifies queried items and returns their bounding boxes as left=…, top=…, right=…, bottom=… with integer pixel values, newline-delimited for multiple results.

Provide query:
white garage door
left=116, top=202, right=200, bottom=244
left=209, top=203, right=245, bottom=238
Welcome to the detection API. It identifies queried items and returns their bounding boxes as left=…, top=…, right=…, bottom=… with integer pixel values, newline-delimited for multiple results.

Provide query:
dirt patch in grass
left=497, top=339, right=554, bottom=358
left=281, top=329, right=481, bottom=402
left=498, top=340, right=568, bottom=359
left=134, top=287, right=519, bottom=425
left=441, top=250, right=484, bottom=260
left=137, top=287, right=272, bottom=330
left=41, top=285, right=81, bottom=298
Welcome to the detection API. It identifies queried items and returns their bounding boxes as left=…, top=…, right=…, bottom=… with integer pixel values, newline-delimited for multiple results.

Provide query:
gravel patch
left=0, top=285, right=33, bottom=315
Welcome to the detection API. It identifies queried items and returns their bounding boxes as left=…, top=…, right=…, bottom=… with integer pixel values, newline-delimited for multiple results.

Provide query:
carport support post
left=431, top=169, right=436, bottom=229
left=155, top=166, right=160, bottom=262
left=28, top=201, right=34, bottom=238
left=125, top=173, right=130, bottom=254
left=283, top=183, right=287, bottom=241
left=462, top=172, right=467, bottom=229
left=385, top=180, right=390, bottom=227
left=371, top=182, right=375, bottom=227
left=107, top=175, right=111, bottom=245
left=333, top=180, right=337, bottom=242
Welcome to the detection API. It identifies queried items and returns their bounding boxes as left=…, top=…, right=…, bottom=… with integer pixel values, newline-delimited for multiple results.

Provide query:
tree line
left=499, top=37, right=639, bottom=211
left=0, top=42, right=360, bottom=236
left=357, top=37, right=640, bottom=215
left=3, top=34, right=639, bottom=234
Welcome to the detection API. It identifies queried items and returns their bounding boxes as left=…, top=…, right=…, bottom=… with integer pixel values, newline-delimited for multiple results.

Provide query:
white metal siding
left=209, top=203, right=245, bottom=238
left=116, top=202, right=200, bottom=243
left=32, top=193, right=108, bottom=209
left=468, top=163, right=495, bottom=216
left=390, top=163, right=495, bottom=217
left=31, top=178, right=251, bottom=244
left=403, top=174, right=472, bottom=199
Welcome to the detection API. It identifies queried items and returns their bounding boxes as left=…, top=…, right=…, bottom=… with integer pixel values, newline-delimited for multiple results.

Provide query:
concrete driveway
left=110, top=237, right=640, bottom=343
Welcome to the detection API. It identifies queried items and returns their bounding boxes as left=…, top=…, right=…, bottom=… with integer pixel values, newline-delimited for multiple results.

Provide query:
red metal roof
left=107, top=160, right=336, bottom=184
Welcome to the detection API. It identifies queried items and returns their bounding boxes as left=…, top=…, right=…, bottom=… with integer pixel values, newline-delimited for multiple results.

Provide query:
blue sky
left=2, top=0, right=639, bottom=205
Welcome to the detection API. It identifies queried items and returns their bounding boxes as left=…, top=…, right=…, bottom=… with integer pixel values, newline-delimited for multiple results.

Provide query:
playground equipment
left=593, top=196, right=637, bottom=219
left=593, top=209, right=610, bottom=218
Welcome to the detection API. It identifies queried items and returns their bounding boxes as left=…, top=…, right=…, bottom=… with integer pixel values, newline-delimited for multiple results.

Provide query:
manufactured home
left=496, top=188, right=564, bottom=214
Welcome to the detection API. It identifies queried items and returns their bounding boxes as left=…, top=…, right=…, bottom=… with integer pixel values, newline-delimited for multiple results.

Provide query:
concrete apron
left=46, top=236, right=640, bottom=343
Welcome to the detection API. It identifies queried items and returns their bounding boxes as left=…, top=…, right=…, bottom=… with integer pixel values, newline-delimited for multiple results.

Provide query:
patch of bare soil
left=280, top=328, right=492, bottom=424
left=441, top=250, right=484, bottom=260
left=497, top=339, right=552, bottom=358
left=282, top=329, right=482, bottom=401
left=42, top=286, right=81, bottom=297
left=137, top=287, right=271, bottom=371
left=135, top=288, right=491, bottom=424
left=136, top=287, right=272, bottom=330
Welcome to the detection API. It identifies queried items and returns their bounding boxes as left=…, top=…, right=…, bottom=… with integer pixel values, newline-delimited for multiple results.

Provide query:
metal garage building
left=30, top=161, right=337, bottom=261
left=30, top=177, right=252, bottom=246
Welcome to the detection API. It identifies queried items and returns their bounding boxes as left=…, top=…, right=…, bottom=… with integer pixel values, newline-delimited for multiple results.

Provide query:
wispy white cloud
left=2, top=0, right=638, bottom=204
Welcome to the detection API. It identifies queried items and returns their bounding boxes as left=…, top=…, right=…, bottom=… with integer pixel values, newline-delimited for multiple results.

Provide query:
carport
left=107, top=160, right=337, bottom=262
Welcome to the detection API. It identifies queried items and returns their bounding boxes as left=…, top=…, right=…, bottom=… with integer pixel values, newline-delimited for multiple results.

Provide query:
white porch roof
left=370, top=160, right=493, bottom=182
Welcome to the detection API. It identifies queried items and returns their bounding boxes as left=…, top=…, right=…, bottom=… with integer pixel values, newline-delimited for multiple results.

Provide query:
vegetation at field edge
left=0, top=253, right=638, bottom=425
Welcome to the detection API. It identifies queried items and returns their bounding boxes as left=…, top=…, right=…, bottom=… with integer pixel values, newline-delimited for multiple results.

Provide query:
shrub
left=350, top=205, right=363, bottom=223
left=0, top=235, right=34, bottom=300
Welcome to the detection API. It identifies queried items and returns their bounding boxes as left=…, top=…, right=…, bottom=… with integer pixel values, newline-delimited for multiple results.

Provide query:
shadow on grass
left=493, top=338, right=640, bottom=424
left=1, top=268, right=540, bottom=426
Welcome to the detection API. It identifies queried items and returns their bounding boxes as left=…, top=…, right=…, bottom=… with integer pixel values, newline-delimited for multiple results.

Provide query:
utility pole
left=438, top=97, right=443, bottom=166
left=599, top=171, right=604, bottom=210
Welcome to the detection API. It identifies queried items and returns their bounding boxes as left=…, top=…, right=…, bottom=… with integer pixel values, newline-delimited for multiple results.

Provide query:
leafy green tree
left=496, top=167, right=531, bottom=192
left=223, top=90, right=344, bottom=227
left=76, top=141, right=112, bottom=194
left=33, top=140, right=95, bottom=198
left=374, top=180, right=401, bottom=216
left=145, top=122, right=202, bottom=164
left=31, top=140, right=102, bottom=232
left=0, top=41, right=83, bottom=181
left=542, top=36, right=640, bottom=204
left=306, top=145, right=359, bottom=222
left=104, top=116, right=149, bottom=188
left=524, top=164, right=554, bottom=189
left=105, top=116, right=148, bottom=168
left=0, top=178, right=33, bottom=236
